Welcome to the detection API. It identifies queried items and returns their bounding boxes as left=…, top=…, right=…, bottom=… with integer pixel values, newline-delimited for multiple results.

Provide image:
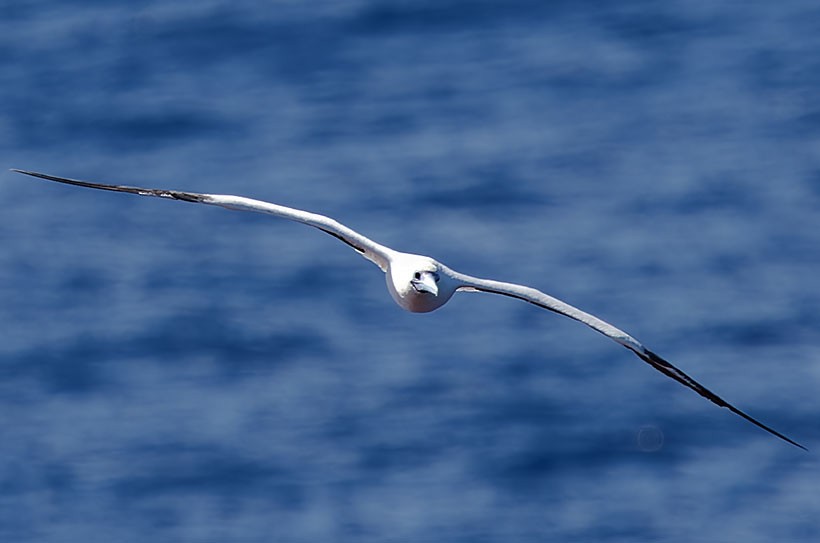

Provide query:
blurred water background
left=2, top=1, right=820, bottom=541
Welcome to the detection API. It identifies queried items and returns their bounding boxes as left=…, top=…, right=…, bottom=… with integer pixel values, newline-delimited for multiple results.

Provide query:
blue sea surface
left=2, top=1, right=820, bottom=541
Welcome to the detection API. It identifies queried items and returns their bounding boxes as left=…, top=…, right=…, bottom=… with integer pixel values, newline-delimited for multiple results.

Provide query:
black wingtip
left=641, top=348, right=807, bottom=452
left=10, top=169, right=210, bottom=204
left=11, top=168, right=53, bottom=176
left=12, top=169, right=98, bottom=183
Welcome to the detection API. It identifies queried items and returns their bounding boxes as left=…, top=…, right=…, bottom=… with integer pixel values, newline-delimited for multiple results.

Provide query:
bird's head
left=386, top=253, right=456, bottom=313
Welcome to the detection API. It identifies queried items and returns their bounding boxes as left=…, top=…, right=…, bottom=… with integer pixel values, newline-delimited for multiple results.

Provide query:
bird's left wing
left=11, top=169, right=394, bottom=271
left=450, top=271, right=806, bottom=451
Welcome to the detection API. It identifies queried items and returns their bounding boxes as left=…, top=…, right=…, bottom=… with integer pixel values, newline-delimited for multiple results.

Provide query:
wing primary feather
left=636, top=347, right=807, bottom=451
left=11, top=169, right=209, bottom=203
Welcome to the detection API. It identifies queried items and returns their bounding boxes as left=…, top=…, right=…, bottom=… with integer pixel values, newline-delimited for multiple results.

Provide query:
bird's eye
left=414, top=272, right=421, bottom=280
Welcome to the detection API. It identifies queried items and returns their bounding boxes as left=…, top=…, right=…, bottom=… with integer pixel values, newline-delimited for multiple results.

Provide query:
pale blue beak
left=411, top=271, right=439, bottom=296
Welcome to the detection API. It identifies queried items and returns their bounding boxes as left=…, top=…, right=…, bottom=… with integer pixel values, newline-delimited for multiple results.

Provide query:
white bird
left=11, top=168, right=806, bottom=451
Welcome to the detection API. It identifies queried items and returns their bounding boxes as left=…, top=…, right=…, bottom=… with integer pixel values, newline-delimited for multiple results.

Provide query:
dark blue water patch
left=41, top=461, right=77, bottom=500
left=383, top=376, right=455, bottom=407
left=531, top=49, right=680, bottom=98
left=110, top=443, right=296, bottom=504
left=593, top=2, right=723, bottom=44
left=134, top=6, right=279, bottom=62
left=128, top=7, right=359, bottom=84
left=497, top=356, right=546, bottom=382
left=8, top=91, right=243, bottom=152
left=55, top=266, right=113, bottom=304
left=624, top=180, right=764, bottom=218
left=704, top=252, right=756, bottom=276
left=362, top=110, right=420, bottom=138
left=792, top=109, right=820, bottom=135
left=632, top=259, right=673, bottom=279
left=557, top=244, right=618, bottom=276
left=679, top=181, right=763, bottom=214
left=483, top=429, right=680, bottom=491
left=348, top=0, right=572, bottom=35
left=763, top=230, right=820, bottom=266
left=5, top=336, right=115, bottom=394
left=743, top=50, right=820, bottom=138
left=133, top=314, right=333, bottom=372
left=745, top=46, right=820, bottom=92
left=295, top=94, right=463, bottom=146
left=411, top=176, right=550, bottom=214
left=676, top=311, right=813, bottom=348
left=277, top=265, right=372, bottom=301
left=4, top=319, right=331, bottom=394
left=470, top=394, right=568, bottom=431
left=585, top=514, right=664, bottom=543
left=51, top=109, right=240, bottom=152
left=786, top=521, right=820, bottom=543
left=802, top=169, right=820, bottom=202
left=295, top=116, right=359, bottom=147
left=708, top=319, right=792, bottom=347
left=357, top=441, right=444, bottom=473
left=0, top=509, right=36, bottom=542
left=4, top=4, right=356, bottom=89
left=97, top=111, right=239, bottom=148
left=1, top=1, right=42, bottom=20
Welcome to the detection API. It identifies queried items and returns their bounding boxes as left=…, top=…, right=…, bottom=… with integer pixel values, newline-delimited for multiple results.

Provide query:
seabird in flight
left=10, top=168, right=806, bottom=450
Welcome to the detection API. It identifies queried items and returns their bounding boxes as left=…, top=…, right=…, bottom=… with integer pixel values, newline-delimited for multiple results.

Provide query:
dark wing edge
left=10, top=169, right=210, bottom=203
left=635, top=347, right=807, bottom=451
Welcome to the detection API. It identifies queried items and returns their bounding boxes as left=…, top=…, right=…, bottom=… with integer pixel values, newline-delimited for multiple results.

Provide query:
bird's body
left=10, top=168, right=806, bottom=450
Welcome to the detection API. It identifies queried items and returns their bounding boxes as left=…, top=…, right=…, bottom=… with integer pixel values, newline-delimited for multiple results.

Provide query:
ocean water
left=2, top=1, right=820, bottom=541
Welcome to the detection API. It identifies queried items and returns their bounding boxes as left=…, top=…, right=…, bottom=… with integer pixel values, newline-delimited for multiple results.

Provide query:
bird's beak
left=411, top=271, right=439, bottom=296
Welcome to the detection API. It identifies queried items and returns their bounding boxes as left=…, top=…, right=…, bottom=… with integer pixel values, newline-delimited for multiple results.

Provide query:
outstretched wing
left=11, top=169, right=394, bottom=271
left=451, top=271, right=806, bottom=451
